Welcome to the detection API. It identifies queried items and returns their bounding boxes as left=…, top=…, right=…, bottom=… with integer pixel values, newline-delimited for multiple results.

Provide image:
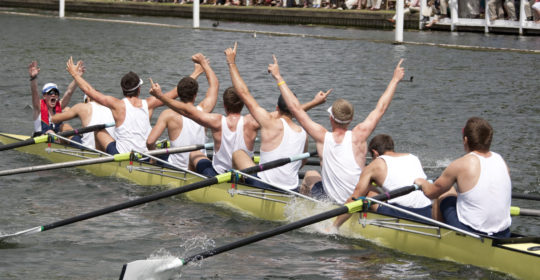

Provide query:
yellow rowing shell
left=1, top=132, right=538, bottom=279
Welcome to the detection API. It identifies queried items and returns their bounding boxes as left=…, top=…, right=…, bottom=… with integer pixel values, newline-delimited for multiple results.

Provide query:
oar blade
left=120, top=257, right=183, bottom=280
left=0, top=226, right=42, bottom=242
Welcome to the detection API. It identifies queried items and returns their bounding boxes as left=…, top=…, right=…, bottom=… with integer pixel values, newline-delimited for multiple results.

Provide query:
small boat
left=1, top=132, right=538, bottom=279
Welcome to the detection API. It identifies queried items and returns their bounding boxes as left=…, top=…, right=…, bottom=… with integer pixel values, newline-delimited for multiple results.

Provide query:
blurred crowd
left=123, top=0, right=540, bottom=22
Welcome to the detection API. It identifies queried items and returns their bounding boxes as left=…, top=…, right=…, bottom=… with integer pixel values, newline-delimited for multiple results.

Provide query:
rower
left=66, top=56, right=179, bottom=155
left=146, top=53, right=218, bottom=170
left=51, top=93, right=115, bottom=150
left=29, top=60, right=84, bottom=138
left=333, top=134, right=432, bottom=228
left=226, top=43, right=326, bottom=192
left=415, top=117, right=512, bottom=238
left=274, top=56, right=406, bottom=203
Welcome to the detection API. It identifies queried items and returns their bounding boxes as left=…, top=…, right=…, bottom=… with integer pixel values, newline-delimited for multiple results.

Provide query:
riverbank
left=0, top=0, right=419, bottom=30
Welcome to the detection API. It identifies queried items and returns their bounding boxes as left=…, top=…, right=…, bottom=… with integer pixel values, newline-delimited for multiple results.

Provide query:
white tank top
left=321, top=131, right=363, bottom=204
left=114, top=98, right=151, bottom=154
left=81, top=102, right=115, bottom=149
left=168, top=106, right=207, bottom=169
left=457, top=152, right=512, bottom=235
left=379, top=154, right=431, bottom=208
left=213, top=116, right=253, bottom=174
left=258, top=118, right=306, bottom=190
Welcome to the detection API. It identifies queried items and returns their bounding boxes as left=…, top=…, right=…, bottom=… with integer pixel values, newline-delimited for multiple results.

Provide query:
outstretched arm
left=51, top=103, right=82, bottom=124
left=29, top=61, right=40, bottom=120
left=192, top=53, right=219, bottom=113
left=66, top=57, right=120, bottom=111
left=268, top=55, right=328, bottom=143
left=60, top=60, right=85, bottom=109
left=352, top=59, right=404, bottom=140
left=148, top=78, right=220, bottom=131
left=225, top=42, right=273, bottom=128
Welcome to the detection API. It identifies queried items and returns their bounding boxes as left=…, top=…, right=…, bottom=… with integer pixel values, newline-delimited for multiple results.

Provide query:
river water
left=0, top=7, right=538, bottom=279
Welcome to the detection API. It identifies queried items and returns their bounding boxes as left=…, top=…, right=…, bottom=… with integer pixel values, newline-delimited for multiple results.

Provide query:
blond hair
left=331, top=99, right=353, bottom=124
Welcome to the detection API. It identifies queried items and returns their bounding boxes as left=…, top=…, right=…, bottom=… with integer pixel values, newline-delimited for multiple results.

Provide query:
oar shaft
left=43, top=177, right=220, bottom=232
left=0, top=123, right=113, bottom=151
left=0, top=155, right=116, bottom=176
left=510, top=206, right=540, bottom=217
left=512, top=193, right=540, bottom=201
left=184, top=184, right=418, bottom=265
left=183, top=206, right=348, bottom=265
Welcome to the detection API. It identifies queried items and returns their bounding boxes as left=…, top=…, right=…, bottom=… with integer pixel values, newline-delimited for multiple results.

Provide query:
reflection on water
left=0, top=8, right=538, bottom=279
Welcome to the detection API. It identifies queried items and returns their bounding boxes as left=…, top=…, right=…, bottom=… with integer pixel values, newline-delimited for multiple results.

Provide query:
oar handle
left=512, top=193, right=540, bottom=201
left=56, top=122, right=114, bottom=138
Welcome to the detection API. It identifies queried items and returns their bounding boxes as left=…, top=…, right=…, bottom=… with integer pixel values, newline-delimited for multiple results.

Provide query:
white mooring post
left=395, top=0, right=404, bottom=42
left=193, top=0, right=200, bottom=28
left=519, top=0, right=525, bottom=35
left=59, top=0, right=65, bottom=18
left=450, top=0, right=458, bottom=31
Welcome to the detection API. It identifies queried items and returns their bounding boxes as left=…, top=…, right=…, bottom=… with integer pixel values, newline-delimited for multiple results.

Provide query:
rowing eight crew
left=28, top=44, right=512, bottom=239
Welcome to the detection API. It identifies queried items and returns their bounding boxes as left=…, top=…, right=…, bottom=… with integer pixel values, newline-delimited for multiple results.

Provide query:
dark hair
left=177, top=77, right=198, bottom=103
left=463, top=117, right=493, bottom=152
left=121, top=71, right=141, bottom=97
left=223, top=87, right=244, bottom=114
left=368, top=134, right=394, bottom=157
left=277, top=94, right=295, bottom=115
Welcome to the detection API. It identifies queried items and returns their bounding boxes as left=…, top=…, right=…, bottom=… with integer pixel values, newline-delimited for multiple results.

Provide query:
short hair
left=223, top=87, right=244, bottom=114
left=277, top=94, right=293, bottom=116
left=368, top=134, right=394, bottom=157
left=121, top=71, right=141, bottom=97
left=177, top=77, right=198, bottom=103
left=463, top=117, right=493, bottom=152
left=331, top=99, right=354, bottom=125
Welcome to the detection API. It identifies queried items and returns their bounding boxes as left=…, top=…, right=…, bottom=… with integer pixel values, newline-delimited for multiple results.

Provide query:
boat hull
left=1, top=132, right=538, bottom=279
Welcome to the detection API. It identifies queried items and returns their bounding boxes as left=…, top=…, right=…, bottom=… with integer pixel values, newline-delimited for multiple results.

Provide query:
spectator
left=488, top=0, right=517, bottom=21
left=388, top=0, right=421, bottom=23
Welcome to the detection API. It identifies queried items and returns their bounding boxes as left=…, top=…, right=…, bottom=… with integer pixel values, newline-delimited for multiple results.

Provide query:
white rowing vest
left=258, top=118, right=306, bottom=190
left=81, top=102, right=115, bottom=149
left=114, top=98, right=151, bottom=154
left=379, top=154, right=431, bottom=208
left=321, top=131, right=363, bottom=204
left=213, top=116, right=253, bottom=174
left=168, top=106, right=207, bottom=169
left=457, top=152, right=512, bottom=235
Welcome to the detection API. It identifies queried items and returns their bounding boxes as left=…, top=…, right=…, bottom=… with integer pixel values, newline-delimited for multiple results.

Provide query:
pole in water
left=59, top=0, right=65, bottom=18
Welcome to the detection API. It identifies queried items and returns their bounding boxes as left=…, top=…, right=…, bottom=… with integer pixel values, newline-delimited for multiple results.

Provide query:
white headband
left=327, top=106, right=352, bottom=124
left=124, top=78, right=143, bottom=92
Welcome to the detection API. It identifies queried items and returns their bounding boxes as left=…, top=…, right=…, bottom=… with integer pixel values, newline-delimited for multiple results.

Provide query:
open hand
left=66, top=56, right=82, bottom=77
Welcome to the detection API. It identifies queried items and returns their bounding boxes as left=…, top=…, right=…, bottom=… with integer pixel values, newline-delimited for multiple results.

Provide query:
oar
left=510, top=206, right=540, bottom=217
left=512, top=193, right=540, bottom=201
left=0, top=143, right=213, bottom=177
left=119, top=185, right=420, bottom=279
left=0, top=123, right=115, bottom=151
left=0, top=151, right=315, bottom=242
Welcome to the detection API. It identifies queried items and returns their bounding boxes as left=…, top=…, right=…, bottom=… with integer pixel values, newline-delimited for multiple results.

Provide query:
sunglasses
left=44, top=90, right=59, bottom=96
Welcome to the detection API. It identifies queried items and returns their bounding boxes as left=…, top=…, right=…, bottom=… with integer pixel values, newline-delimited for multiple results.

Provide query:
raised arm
left=225, top=42, right=273, bottom=128
left=148, top=78, right=220, bottom=131
left=29, top=61, right=41, bottom=120
left=66, top=57, right=121, bottom=111
left=352, top=59, right=404, bottom=140
left=268, top=55, right=328, bottom=143
left=60, top=60, right=85, bottom=109
left=147, top=61, right=205, bottom=110
left=192, top=53, right=219, bottom=113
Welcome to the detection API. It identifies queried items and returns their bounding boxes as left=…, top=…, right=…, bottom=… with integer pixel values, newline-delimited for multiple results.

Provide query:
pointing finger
left=233, top=41, right=237, bottom=53
left=273, top=54, right=278, bottom=64
left=397, top=58, right=404, bottom=68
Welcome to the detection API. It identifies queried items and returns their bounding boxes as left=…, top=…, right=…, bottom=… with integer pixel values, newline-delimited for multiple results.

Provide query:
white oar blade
left=0, top=226, right=42, bottom=242
left=120, top=257, right=183, bottom=280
